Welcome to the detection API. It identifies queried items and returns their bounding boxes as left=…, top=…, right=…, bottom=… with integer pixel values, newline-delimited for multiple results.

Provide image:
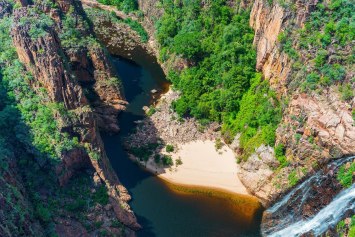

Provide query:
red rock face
left=11, top=8, right=88, bottom=110
left=56, top=148, right=92, bottom=186
left=9, top=1, right=140, bottom=231
left=279, top=91, right=355, bottom=160
left=249, top=0, right=318, bottom=95
left=234, top=0, right=355, bottom=205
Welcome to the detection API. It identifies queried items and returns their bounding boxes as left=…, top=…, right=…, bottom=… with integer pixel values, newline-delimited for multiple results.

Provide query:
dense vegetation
left=156, top=0, right=281, bottom=156
left=223, top=74, right=282, bottom=159
left=157, top=2, right=256, bottom=122
left=337, top=161, right=355, bottom=188
left=280, top=0, right=354, bottom=97
left=336, top=215, right=355, bottom=237
left=97, top=0, right=138, bottom=13
left=0, top=14, right=79, bottom=163
left=85, top=7, right=149, bottom=43
left=0, top=2, right=124, bottom=235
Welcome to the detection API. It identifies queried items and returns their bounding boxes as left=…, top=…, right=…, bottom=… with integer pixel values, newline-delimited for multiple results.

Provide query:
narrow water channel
left=101, top=49, right=263, bottom=237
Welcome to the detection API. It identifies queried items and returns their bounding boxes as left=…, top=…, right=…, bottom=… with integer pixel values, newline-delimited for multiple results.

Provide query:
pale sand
left=143, top=140, right=249, bottom=195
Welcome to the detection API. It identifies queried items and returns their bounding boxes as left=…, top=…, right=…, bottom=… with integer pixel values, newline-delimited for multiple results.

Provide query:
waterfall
left=268, top=156, right=354, bottom=214
left=264, top=156, right=355, bottom=236
left=268, top=184, right=355, bottom=237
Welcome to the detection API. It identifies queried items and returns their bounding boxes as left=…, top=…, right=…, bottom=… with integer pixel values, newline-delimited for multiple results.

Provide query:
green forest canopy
left=156, top=0, right=281, bottom=157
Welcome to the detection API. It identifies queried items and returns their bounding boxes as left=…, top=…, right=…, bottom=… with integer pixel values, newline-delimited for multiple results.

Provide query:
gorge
left=0, top=0, right=354, bottom=237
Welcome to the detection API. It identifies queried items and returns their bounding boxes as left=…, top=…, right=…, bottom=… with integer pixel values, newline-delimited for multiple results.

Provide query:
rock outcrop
left=9, top=0, right=140, bottom=232
left=137, top=0, right=163, bottom=40
left=249, top=0, right=318, bottom=93
left=235, top=0, right=355, bottom=205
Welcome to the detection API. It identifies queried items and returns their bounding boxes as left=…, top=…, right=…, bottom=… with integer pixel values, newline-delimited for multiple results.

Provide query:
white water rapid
left=266, top=156, right=355, bottom=237
left=268, top=184, right=354, bottom=237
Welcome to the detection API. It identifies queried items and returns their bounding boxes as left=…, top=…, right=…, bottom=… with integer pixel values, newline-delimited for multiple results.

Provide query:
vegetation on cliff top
left=280, top=0, right=354, bottom=97
left=0, top=1, right=125, bottom=235
left=155, top=0, right=281, bottom=158
left=85, top=7, right=149, bottom=43
left=0, top=14, right=79, bottom=162
left=97, top=0, right=138, bottom=13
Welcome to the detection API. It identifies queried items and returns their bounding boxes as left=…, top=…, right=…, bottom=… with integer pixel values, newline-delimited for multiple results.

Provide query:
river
left=101, top=47, right=263, bottom=237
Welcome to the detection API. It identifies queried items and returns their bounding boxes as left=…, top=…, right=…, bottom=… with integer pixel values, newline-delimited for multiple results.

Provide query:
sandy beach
left=142, top=140, right=249, bottom=195
left=127, top=89, right=250, bottom=196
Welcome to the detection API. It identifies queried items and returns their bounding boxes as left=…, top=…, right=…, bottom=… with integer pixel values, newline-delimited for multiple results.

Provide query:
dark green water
left=101, top=51, right=263, bottom=237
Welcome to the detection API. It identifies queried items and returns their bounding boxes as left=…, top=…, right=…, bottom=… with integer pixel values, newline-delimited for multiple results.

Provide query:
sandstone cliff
left=236, top=0, right=355, bottom=205
left=0, top=0, right=140, bottom=235
left=133, top=0, right=354, bottom=205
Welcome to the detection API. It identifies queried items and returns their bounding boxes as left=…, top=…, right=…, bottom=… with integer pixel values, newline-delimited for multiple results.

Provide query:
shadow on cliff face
left=0, top=71, right=96, bottom=236
left=100, top=54, right=165, bottom=190
left=98, top=49, right=172, bottom=236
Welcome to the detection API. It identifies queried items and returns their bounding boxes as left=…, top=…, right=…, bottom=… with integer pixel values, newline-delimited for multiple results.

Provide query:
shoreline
left=85, top=3, right=253, bottom=199
left=128, top=139, right=253, bottom=197
left=155, top=140, right=250, bottom=195
left=125, top=89, right=255, bottom=198
left=162, top=178, right=258, bottom=202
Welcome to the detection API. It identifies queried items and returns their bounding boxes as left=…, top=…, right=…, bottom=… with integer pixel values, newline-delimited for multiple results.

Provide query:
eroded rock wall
left=135, top=0, right=355, bottom=206
left=9, top=0, right=140, bottom=232
left=238, top=0, right=355, bottom=205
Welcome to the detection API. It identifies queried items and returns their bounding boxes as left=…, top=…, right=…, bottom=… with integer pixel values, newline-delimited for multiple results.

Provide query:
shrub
left=161, top=155, right=174, bottom=166
left=349, top=217, right=355, bottom=237
left=294, top=133, right=302, bottom=143
left=274, top=143, right=288, bottom=167
left=320, top=64, right=346, bottom=82
left=337, top=162, right=355, bottom=188
left=129, top=143, right=159, bottom=161
left=146, top=106, right=156, bottom=116
left=35, top=204, right=51, bottom=223
left=93, top=185, right=109, bottom=205
left=165, top=144, right=174, bottom=153
left=176, top=158, right=183, bottom=166
left=339, top=84, right=353, bottom=101
left=288, top=170, right=299, bottom=187
left=215, top=138, right=223, bottom=150
left=66, top=199, right=86, bottom=212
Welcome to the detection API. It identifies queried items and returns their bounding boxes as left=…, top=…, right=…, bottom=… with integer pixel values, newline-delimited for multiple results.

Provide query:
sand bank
left=142, top=140, right=249, bottom=195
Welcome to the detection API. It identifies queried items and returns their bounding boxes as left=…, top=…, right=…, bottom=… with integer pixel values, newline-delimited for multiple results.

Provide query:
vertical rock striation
left=235, top=0, right=355, bottom=205
left=9, top=0, right=140, bottom=231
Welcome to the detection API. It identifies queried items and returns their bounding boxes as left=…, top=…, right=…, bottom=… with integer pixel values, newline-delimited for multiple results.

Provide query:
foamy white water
left=266, top=156, right=355, bottom=236
left=268, top=184, right=355, bottom=237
